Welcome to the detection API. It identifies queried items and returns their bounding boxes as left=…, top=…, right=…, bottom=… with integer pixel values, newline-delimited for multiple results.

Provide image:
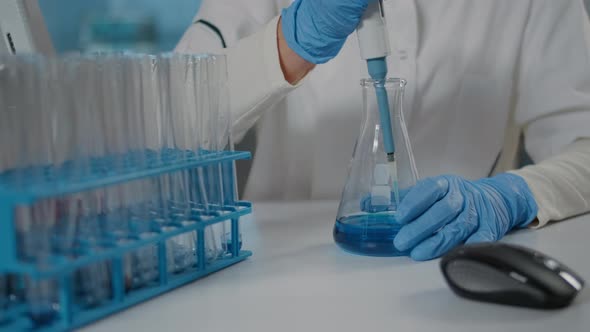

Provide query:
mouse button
left=490, top=248, right=554, bottom=278
left=444, top=259, right=546, bottom=302
left=445, top=259, right=521, bottom=292
left=555, top=262, right=585, bottom=288
left=511, top=258, right=581, bottom=294
left=525, top=250, right=560, bottom=270
left=558, top=271, right=584, bottom=292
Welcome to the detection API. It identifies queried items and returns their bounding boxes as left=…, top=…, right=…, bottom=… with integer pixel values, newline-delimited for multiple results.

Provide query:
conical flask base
left=333, top=214, right=409, bottom=257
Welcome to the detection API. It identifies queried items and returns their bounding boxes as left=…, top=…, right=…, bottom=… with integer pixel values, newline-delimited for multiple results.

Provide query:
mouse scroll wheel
left=543, top=259, right=560, bottom=270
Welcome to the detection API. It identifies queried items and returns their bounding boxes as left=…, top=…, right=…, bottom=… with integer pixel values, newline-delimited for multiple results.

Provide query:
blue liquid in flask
left=333, top=214, right=409, bottom=257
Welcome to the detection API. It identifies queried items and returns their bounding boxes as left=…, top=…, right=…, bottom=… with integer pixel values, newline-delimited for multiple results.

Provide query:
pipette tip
left=388, top=156, right=401, bottom=208
left=387, top=153, right=395, bottom=163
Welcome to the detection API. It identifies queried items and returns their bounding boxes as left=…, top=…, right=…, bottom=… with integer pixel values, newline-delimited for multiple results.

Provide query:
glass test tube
left=191, top=55, right=217, bottom=261
left=56, top=57, right=83, bottom=257
left=174, top=54, right=199, bottom=270
left=159, top=53, right=194, bottom=273
left=124, top=55, right=158, bottom=289
left=208, top=55, right=233, bottom=259
left=73, top=55, right=111, bottom=308
left=18, top=56, right=60, bottom=324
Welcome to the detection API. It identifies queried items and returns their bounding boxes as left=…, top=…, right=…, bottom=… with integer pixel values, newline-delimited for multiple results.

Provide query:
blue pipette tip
left=367, top=58, right=400, bottom=209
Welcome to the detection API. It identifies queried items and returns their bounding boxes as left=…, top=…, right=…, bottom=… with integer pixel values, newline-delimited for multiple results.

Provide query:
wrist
left=277, top=17, right=315, bottom=85
left=280, top=5, right=342, bottom=64
left=484, top=173, right=539, bottom=228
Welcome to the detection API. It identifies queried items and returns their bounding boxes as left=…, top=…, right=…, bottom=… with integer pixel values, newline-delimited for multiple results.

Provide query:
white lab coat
left=176, top=0, right=590, bottom=224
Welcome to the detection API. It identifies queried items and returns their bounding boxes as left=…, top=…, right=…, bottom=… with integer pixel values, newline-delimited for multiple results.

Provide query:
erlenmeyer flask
left=334, top=78, right=419, bottom=256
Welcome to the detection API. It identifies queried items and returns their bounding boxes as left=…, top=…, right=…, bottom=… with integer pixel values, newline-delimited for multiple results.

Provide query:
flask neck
left=361, top=78, right=405, bottom=119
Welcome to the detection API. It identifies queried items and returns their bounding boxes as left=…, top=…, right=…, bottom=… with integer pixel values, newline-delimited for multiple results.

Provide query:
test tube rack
left=0, top=149, right=252, bottom=331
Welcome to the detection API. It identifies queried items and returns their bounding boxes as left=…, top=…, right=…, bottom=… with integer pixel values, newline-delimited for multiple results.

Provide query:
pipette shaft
left=357, top=0, right=400, bottom=206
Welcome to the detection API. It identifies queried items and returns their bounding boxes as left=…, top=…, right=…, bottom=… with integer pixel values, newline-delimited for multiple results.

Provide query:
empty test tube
left=189, top=55, right=211, bottom=214
left=138, top=55, right=181, bottom=274
left=159, top=54, right=196, bottom=273
left=98, top=56, right=130, bottom=240
left=208, top=55, right=234, bottom=259
left=174, top=54, right=200, bottom=269
left=71, top=56, right=112, bottom=308
left=53, top=58, right=85, bottom=255
left=44, top=57, right=81, bottom=258
left=14, top=56, right=61, bottom=324
left=120, top=55, right=160, bottom=290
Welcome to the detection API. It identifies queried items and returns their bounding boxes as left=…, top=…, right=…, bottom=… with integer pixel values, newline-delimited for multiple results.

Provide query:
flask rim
left=360, top=78, right=407, bottom=87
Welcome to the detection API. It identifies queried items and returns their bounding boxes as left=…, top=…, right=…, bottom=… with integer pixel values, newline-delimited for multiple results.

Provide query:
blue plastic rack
left=0, top=149, right=252, bottom=331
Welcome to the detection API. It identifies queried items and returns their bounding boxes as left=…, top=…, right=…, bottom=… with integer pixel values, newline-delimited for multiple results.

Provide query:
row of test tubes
left=0, top=53, right=238, bottom=326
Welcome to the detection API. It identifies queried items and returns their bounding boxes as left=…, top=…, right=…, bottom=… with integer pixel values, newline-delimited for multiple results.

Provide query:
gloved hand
left=281, top=0, right=374, bottom=64
left=394, top=173, right=539, bottom=261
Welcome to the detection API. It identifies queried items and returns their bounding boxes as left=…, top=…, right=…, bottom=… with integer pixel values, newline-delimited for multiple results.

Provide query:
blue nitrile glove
left=394, top=173, right=539, bottom=261
left=281, top=0, right=374, bottom=64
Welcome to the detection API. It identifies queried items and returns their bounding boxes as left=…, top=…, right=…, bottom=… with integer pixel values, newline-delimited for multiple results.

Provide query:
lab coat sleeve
left=510, top=0, right=590, bottom=227
left=512, top=139, right=590, bottom=228
left=225, top=16, right=299, bottom=141
left=515, top=0, right=590, bottom=161
left=175, top=2, right=299, bottom=142
left=176, top=0, right=281, bottom=51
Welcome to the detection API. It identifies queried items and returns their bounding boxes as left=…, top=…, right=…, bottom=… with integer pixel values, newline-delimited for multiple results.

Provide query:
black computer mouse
left=440, top=243, right=585, bottom=309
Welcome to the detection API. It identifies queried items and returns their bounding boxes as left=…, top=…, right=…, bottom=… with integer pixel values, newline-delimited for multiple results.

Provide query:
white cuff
left=511, top=138, right=590, bottom=228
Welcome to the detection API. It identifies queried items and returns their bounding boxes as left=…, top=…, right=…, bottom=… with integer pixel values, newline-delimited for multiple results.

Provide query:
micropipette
left=357, top=0, right=400, bottom=206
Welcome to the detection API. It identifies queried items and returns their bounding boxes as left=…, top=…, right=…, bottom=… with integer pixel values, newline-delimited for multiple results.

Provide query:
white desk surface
left=83, top=201, right=590, bottom=332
